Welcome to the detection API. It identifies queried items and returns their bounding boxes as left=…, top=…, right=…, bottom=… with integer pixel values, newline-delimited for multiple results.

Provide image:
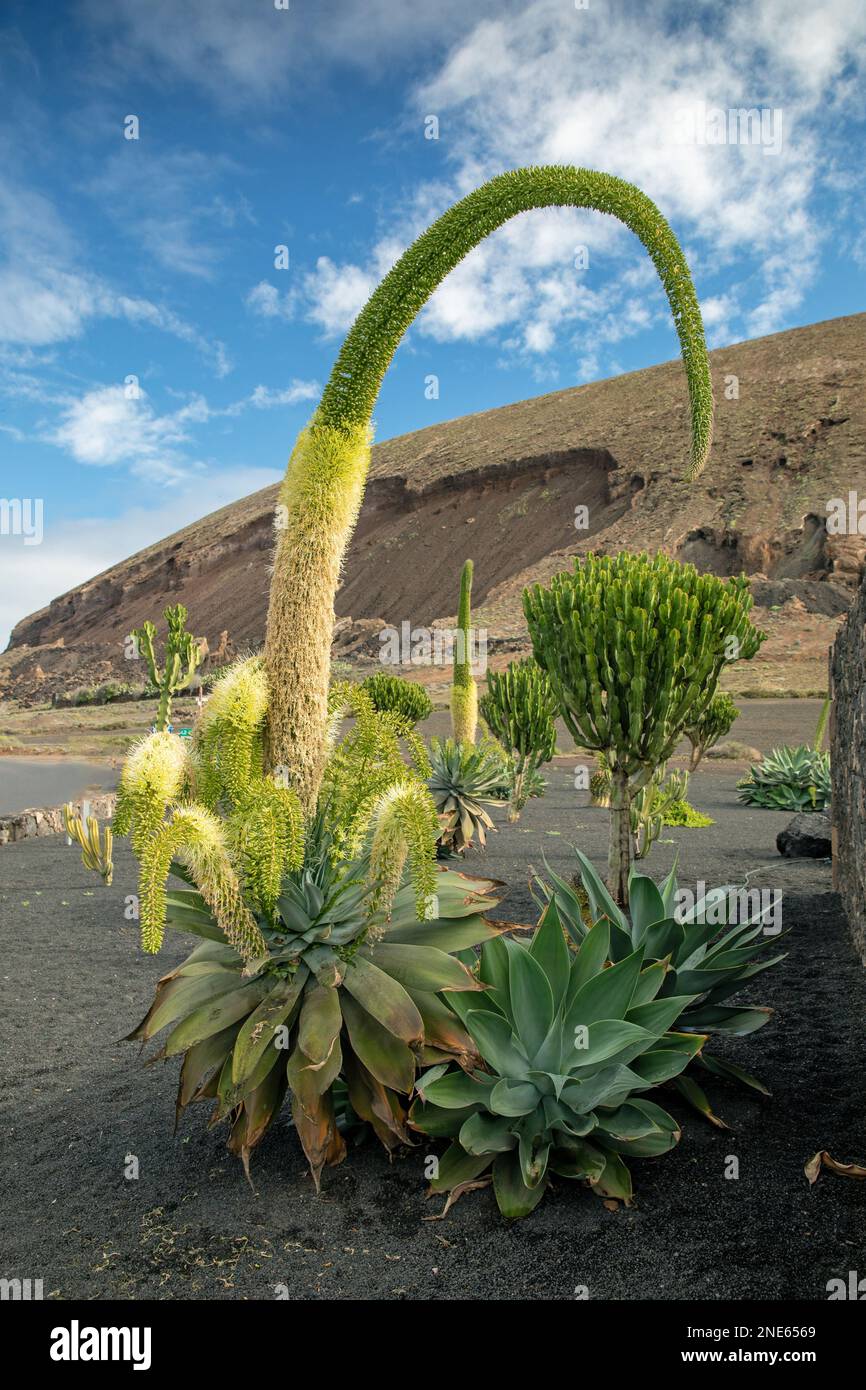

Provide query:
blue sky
left=1, top=0, right=865, bottom=649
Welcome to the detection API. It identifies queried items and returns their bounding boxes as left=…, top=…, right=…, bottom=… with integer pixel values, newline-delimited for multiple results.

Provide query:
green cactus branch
left=265, top=165, right=714, bottom=808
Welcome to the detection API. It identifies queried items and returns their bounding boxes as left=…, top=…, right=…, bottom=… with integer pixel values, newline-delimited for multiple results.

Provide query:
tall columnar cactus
left=684, top=691, right=739, bottom=770
left=451, top=560, right=478, bottom=745
left=263, top=166, right=714, bottom=811
left=524, top=552, right=765, bottom=904
left=133, top=604, right=204, bottom=731
left=479, top=659, right=557, bottom=820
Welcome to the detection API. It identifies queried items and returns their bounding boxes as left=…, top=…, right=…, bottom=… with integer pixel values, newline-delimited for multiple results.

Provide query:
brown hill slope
left=3, top=312, right=864, bottom=703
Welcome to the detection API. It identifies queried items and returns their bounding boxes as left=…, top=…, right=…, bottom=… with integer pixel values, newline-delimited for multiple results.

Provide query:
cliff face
left=3, top=312, right=864, bottom=703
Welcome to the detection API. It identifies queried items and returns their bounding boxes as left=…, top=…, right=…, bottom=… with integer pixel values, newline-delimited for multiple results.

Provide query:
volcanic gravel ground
left=1, top=764, right=864, bottom=1301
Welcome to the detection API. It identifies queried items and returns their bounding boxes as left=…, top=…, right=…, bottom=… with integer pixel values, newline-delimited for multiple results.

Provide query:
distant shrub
left=360, top=672, right=433, bottom=724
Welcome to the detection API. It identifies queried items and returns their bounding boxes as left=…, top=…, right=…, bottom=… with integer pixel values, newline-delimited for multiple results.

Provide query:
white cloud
left=86, top=148, right=255, bottom=280
left=49, top=385, right=196, bottom=482
left=0, top=173, right=230, bottom=372
left=279, top=0, right=865, bottom=368
left=245, top=281, right=295, bottom=320
left=303, top=257, right=376, bottom=336
left=82, top=0, right=513, bottom=101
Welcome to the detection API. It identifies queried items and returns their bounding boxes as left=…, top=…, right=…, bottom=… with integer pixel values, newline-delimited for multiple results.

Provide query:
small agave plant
left=737, top=745, right=831, bottom=812
left=409, top=906, right=703, bottom=1218
left=119, top=671, right=510, bottom=1184
left=427, top=737, right=502, bottom=855
left=535, top=848, right=786, bottom=1123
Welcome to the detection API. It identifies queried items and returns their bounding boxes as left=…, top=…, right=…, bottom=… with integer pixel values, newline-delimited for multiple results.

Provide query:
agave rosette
left=128, top=858, right=509, bottom=1184
left=535, top=848, right=786, bottom=1119
left=427, top=736, right=502, bottom=854
left=409, top=905, right=704, bottom=1218
left=737, top=745, right=830, bottom=812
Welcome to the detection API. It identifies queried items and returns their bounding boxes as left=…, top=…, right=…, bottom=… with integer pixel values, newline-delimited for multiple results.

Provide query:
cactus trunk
left=608, top=766, right=632, bottom=906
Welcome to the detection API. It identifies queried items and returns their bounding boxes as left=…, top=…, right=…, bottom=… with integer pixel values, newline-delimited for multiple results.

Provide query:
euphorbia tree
left=263, top=166, right=715, bottom=814
left=524, top=552, right=766, bottom=904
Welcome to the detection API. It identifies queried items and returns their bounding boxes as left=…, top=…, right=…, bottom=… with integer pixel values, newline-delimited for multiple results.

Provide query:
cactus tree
left=524, top=552, right=765, bottom=904
left=263, top=166, right=714, bottom=813
left=133, top=604, right=204, bottom=731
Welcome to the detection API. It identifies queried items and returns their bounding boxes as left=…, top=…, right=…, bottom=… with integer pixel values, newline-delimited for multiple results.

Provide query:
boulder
left=777, top=811, right=832, bottom=859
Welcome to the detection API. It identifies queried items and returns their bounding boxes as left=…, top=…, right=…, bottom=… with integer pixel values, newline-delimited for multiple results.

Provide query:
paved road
left=0, top=757, right=117, bottom=815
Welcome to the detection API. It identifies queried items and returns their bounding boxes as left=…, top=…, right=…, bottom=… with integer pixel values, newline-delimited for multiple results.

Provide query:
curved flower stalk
left=194, top=655, right=269, bottom=807
left=138, top=804, right=267, bottom=963
left=366, top=782, right=441, bottom=924
left=451, top=560, right=478, bottom=746
left=264, top=166, right=714, bottom=806
left=113, top=730, right=190, bottom=854
left=319, top=681, right=430, bottom=860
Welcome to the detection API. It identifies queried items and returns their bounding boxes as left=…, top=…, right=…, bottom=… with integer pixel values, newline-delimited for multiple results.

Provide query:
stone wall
left=0, top=792, right=116, bottom=846
left=831, top=575, right=866, bottom=963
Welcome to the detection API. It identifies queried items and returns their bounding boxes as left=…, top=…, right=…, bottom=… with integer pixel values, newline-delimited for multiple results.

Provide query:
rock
left=707, top=740, right=762, bottom=761
left=777, top=811, right=832, bottom=859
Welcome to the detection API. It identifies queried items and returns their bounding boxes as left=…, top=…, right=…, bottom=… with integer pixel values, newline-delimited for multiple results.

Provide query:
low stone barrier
left=0, top=792, right=117, bottom=846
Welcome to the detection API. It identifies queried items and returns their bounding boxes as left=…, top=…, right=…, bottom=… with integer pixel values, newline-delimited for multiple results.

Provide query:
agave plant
left=116, top=671, right=511, bottom=1182
left=409, top=906, right=703, bottom=1217
left=534, top=848, right=786, bottom=1122
left=737, top=745, right=831, bottom=812
left=427, top=736, right=502, bottom=855
left=129, top=848, right=508, bottom=1183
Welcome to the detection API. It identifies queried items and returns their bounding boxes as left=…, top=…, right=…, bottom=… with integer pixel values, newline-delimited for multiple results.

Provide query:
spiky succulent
left=630, top=765, right=690, bottom=860
left=524, top=552, right=766, bottom=904
left=589, top=752, right=611, bottom=807
left=685, top=692, right=739, bottom=770
left=534, top=849, right=786, bottom=1123
left=133, top=603, right=204, bottom=732
left=479, top=659, right=557, bottom=821
left=129, top=858, right=508, bottom=1184
left=737, top=746, right=831, bottom=812
left=409, top=906, right=703, bottom=1218
left=427, top=736, right=502, bottom=855
left=360, top=672, right=432, bottom=725
left=63, top=803, right=113, bottom=885
left=110, top=647, right=510, bottom=1184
